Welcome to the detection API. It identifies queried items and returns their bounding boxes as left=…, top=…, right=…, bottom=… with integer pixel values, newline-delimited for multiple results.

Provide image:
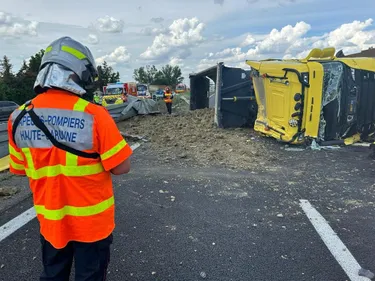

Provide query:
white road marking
left=300, top=199, right=370, bottom=281
left=0, top=143, right=140, bottom=243
left=0, top=207, right=36, bottom=242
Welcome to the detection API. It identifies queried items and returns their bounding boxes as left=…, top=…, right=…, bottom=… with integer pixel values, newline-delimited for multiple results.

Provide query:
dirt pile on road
left=118, top=107, right=278, bottom=170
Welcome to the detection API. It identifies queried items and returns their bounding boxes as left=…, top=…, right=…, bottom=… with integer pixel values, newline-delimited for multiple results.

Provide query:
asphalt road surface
left=1, top=144, right=375, bottom=281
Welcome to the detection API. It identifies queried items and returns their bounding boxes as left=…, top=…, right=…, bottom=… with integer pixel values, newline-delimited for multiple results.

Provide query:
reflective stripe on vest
left=65, top=99, right=90, bottom=166
left=164, top=93, right=173, bottom=103
left=16, top=99, right=104, bottom=179
left=35, top=196, right=114, bottom=220
left=9, top=144, right=24, bottom=161
left=9, top=157, right=24, bottom=171
left=101, top=139, right=127, bottom=160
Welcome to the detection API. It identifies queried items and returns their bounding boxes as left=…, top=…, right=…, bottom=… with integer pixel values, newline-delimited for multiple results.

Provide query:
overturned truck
left=246, top=47, right=375, bottom=145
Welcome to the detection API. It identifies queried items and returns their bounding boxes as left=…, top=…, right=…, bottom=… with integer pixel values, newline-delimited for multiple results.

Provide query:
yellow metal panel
left=302, top=48, right=323, bottom=62
left=321, top=47, right=336, bottom=59
left=0, top=155, right=10, bottom=172
left=251, top=61, right=309, bottom=143
left=337, top=57, right=375, bottom=72
left=304, top=62, right=324, bottom=138
left=301, top=47, right=336, bottom=62
left=245, top=60, right=261, bottom=70
left=269, top=91, right=285, bottom=121
left=258, top=60, right=308, bottom=74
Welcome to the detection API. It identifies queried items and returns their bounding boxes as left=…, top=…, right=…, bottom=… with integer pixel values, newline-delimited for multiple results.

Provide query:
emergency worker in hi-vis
left=7, top=36, right=132, bottom=281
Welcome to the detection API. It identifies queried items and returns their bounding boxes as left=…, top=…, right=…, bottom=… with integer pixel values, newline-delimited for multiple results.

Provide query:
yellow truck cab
left=246, top=47, right=375, bottom=145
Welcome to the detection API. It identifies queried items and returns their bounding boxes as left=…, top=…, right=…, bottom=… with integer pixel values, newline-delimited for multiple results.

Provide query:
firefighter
left=163, top=86, right=174, bottom=114
left=93, top=89, right=103, bottom=105
left=121, top=88, right=128, bottom=103
left=7, top=36, right=133, bottom=281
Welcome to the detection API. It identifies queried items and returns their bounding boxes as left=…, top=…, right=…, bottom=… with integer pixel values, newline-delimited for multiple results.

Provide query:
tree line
left=0, top=49, right=184, bottom=105
left=0, top=51, right=121, bottom=104
left=132, top=64, right=184, bottom=87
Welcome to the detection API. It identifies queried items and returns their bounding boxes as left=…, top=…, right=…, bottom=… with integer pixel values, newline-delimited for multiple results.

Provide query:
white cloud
left=150, top=17, right=164, bottom=23
left=197, top=19, right=375, bottom=71
left=325, top=19, right=374, bottom=48
left=169, top=57, right=184, bottom=67
left=240, top=34, right=256, bottom=47
left=94, top=16, right=124, bottom=33
left=212, top=34, right=225, bottom=41
left=0, top=11, right=38, bottom=37
left=96, top=46, right=131, bottom=66
left=86, top=34, right=99, bottom=44
left=257, top=21, right=311, bottom=54
left=140, top=27, right=168, bottom=36
left=140, top=17, right=205, bottom=61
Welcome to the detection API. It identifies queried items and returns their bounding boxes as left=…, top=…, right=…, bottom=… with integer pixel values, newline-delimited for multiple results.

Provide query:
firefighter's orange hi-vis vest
left=7, top=89, right=133, bottom=249
left=164, top=92, right=173, bottom=103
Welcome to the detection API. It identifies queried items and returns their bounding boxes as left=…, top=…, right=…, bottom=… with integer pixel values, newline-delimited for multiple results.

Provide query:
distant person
left=7, top=36, right=133, bottom=281
left=93, top=89, right=103, bottom=105
left=163, top=86, right=174, bottom=114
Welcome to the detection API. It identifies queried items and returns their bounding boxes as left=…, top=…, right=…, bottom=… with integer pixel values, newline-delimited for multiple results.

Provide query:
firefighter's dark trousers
left=39, top=234, right=113, bottom=281
left=166, top=102, right=172, bottom=114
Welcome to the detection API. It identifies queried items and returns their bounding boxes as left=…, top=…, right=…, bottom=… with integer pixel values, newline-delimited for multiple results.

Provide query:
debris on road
left=200, top=271, right=207, bottom=278
left=118, top=107, right=275, bottom=170
left=284, top=146, right=305, bottom=152
left=359, top=268, right=375, bottom=279
left=120, top=132, right=148, bottom=142
left=0, top=186, right=19, bottom=197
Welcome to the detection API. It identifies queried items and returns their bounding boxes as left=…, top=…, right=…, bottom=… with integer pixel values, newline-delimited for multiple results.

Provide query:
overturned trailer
left=189, top=63, right=257, bottom=128
left=246, top=47, right=375, bottom=145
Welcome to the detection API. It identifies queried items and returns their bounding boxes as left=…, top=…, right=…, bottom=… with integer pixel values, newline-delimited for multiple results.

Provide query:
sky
left=1, top=0, right=375, bottom=85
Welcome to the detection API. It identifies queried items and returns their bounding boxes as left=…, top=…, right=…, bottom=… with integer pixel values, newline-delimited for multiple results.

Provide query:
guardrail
left=0, top=123, right=8, bottom=159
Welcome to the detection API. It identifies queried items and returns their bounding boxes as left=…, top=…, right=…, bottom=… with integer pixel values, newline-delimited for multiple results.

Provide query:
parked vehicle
left=136, top=84, right=151, bottom=99
left=152, top=88, right=165, bottom=100
left=102, top=83, right=126, bottom=106
left=0, top=101, right=19, bottom=122
left=175, top=83, right=187, bottom=93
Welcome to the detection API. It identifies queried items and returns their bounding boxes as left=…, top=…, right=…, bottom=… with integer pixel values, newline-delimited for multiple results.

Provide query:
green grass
left=179, top=91, right=190, bottom=99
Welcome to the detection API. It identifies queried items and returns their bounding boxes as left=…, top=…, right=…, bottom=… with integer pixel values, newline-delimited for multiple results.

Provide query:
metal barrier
left=0, top=123, right=8, bottom=159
